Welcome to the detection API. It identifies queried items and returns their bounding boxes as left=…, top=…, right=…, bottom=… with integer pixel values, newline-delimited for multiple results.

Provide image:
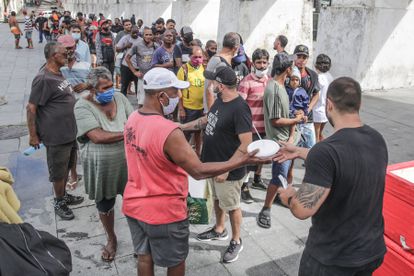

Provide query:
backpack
left=0, top=222, right=72, bottom=276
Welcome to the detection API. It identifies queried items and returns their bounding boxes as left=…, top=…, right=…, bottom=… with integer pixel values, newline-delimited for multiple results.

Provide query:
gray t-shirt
left=263, top=79, right=298, bottom=143
left=116, top=35, right=143, bottom=67
left=29, top=67, right=77, bottom=146
left=128, top=40, right=158, bottom=74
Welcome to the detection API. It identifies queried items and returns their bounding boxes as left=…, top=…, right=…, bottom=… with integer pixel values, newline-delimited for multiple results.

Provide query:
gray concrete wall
left=1, top=0, right=25, bottom=14
left=316, top=0, right=414, bottom=90
left=61, top=0, right=313, bottom=57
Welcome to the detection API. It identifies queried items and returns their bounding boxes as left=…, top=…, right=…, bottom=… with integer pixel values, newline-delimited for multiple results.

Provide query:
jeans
left=269, top=160, right=292, bottom=187
left=298, top=122, right=316, bottom=149
left=38, top=29, right=44, bottom=42
left=299, top=250, right=384, bottom=276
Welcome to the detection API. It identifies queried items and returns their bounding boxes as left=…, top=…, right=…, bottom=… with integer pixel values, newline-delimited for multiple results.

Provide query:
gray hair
left=44, top=41, right=62, bottom=60
left=222, top=32, right=240, bottom=50
left=87, top=67, right=112, bottom=88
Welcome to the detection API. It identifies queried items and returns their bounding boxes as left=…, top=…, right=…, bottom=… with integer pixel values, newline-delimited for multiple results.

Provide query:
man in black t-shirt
left=194, top=66, right=252, bottom=264
left=34, top=13, right=47, bottom=43
left=27, top=42, right=84, bottom=221
left=275, top=77, right=387, bottom=275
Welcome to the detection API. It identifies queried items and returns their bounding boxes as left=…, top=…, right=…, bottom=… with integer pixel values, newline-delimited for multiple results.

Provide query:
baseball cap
left=204, top=66, right=237, bottom=86
left=181, top=26, right=193, bottom=35
left=57, top=35, right=76, bottom=48
left=291, top=66, right=301, bottom=82
left=272, top=53, right=296, bottom=75
left=143, top=68, right=190, bottom=90
left=293, top=44, right=309, bottom=57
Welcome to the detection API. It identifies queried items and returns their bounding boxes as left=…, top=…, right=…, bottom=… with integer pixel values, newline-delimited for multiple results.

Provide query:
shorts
left=114, top=66, right=121, bottom=76
left=299, top=250, right=384, bottom=276
left=207, top=177, right=243, bottom=211
left=46, top=141, right=77, bottom=182
left=126, top=216, right=189, bottom=267
left=14, top=34, right=21, bottom=39
left=269, top=160, right=292, bottom=187
left=25, top=31, right=32, bottom=40
left=96, top=197, right=116, bottom=214
left=298, top=123, right=316, bottom=149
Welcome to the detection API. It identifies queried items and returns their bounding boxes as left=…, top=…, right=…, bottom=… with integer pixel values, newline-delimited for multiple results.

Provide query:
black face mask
left=183, top=34, right=193, bottom=44
left=207, top=49, right=216, bottom=58
left=102, top=27, right=109, bottom=32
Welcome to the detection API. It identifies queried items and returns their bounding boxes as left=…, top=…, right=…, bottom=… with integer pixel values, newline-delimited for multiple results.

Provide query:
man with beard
left=275, top=77, right=387, bottom=276
left=151, top=29, right=176, bottom=72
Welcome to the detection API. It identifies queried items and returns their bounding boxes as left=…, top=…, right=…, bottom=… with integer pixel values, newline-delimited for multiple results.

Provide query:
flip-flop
left=101, top=247, right=115, bottom=262
left=257, top=210, right=271, bottom=229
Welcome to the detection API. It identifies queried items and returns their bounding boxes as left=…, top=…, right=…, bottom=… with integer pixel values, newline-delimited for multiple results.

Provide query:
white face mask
left=254, top=68, right=268, bottom=78
left=160, top=92, right=180, bottom=115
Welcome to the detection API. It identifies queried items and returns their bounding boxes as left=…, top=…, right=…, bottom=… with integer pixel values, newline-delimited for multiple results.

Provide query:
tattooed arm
left=278, top=182, right=330, bottom=220
left=178, top=115, right=208, bottom=131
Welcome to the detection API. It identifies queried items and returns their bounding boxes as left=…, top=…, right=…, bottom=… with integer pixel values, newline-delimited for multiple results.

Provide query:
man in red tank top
left=123, top=67, right=266, bottom=276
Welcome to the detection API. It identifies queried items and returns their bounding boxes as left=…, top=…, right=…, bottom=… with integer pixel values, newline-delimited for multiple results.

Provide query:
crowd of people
left=20, top=9, right=388, bottom=276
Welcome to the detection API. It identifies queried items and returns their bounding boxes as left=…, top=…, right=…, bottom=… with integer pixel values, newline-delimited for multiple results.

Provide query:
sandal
left=101, top=240, right=117, bottom=262
left=257, top=210, right=271, bottom=229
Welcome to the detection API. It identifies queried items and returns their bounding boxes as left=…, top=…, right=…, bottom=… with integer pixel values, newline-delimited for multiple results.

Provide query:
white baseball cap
left=143, top=68, right=189, bottom=90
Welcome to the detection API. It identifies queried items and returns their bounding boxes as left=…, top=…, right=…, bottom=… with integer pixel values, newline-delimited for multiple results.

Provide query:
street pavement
left=0, top=22, right=413, bottom=276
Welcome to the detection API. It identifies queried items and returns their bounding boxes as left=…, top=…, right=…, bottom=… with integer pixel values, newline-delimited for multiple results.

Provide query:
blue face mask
left=95, top=87, right=114, bottom=104
left=71, top=33, right=81, bottom=41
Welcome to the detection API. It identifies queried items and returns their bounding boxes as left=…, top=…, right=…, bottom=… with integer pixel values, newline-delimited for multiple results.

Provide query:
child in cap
left=286, top=66, right=309, bottom=122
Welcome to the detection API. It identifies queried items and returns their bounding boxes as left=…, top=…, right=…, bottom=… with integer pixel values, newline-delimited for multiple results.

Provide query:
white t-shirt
left=313, top=71, right=333, bottom=123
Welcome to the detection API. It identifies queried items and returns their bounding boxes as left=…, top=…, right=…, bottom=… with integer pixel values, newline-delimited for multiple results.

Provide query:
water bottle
left=23, top=143, right=44, bottom=156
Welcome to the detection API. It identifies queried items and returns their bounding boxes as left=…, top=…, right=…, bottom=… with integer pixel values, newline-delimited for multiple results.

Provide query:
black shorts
left=299, top=250, right=384, bottom=276
left=183, top=108, right=204, bottom=124
left=126, top=216, right=189, bottom=267
left=46, top=141, right=77, bottom=182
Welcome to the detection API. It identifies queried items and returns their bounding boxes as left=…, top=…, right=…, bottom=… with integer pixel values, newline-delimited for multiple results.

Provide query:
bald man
left=177, top=46, right=205, bottom=155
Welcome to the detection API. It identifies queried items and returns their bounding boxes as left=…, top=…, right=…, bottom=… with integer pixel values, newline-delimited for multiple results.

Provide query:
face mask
left=191, top=57, right=203, bottom=67
left=207, top=49, right=216, bottom=58
left=254, top=68, right=268, bottom=78
left=95, top=87, right=115, bottom=104
left=71, top=33, right=81, bottom=41
left=160, top=92, right=179, bottom=115
left=183, top=34, right=193, bottom=44
left=102, top=27, right=109, bottom=32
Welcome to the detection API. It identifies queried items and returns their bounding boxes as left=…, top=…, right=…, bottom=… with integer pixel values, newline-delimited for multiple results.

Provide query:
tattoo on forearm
left=295, top=182, right=325, bottom=209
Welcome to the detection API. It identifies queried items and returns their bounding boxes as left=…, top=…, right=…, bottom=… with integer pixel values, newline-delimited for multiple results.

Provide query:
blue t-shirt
left=151, top=46, right=175, bottom=72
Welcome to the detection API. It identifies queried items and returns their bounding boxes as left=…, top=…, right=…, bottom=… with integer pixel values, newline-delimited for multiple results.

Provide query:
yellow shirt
left=177, top=63, right=205, bottom=110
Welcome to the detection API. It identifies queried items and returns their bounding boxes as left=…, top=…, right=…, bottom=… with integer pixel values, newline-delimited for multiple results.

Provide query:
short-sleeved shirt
left=302, top=125, right=388, bottom=267
left=201, top=95, right=252, bottom=181
left=29, top=67, right=77, bottom=146
left=177, top=63, right=205, bottom=110
left=238, top=73, right=269, bottom=134
left=35, top=16, right=47, bottom=30
left=117, top=35, right=143, bottom=67
left=24, top=16, right=33, bottom=31
left=151, top=46, right=174, bottom=72
left=123, top=112, right=188, bottom=225
left=263, top=79, right=298, bottom=143
left=173, top=42, right=192, bottom=64
left=128, top=40, right=158, bottom=74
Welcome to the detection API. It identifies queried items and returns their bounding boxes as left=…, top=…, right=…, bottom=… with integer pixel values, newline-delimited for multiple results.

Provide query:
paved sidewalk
left=0, top=23, right=413, bottom=275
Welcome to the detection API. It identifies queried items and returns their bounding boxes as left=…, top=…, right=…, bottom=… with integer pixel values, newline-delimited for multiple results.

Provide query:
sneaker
left=252, top=178, right=268, bottom=190
left=196, top=227, right=229, bottom=241
left=223, top=239, right=243, bottom=263
left=241, top=187, right=254, bottom=204
left=64, top=193, right=84, bottom=205
left=54, top=200, right=74, bottom=220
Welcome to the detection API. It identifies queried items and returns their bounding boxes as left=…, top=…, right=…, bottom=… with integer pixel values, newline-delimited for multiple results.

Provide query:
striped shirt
left=238, top=73, right=269, bottom=134
left=24, top=16, right=34, bottom=32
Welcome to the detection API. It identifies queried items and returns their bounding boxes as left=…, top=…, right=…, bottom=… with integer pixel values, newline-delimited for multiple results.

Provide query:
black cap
left=293, top=44, right=309, bottom=56
left=272, top=53, right=296, bottom=76
left=204, top=66, right=237, bottom=86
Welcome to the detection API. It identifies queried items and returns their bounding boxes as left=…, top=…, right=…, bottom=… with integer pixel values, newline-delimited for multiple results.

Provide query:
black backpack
left=0, top=222, right=72, bottom=276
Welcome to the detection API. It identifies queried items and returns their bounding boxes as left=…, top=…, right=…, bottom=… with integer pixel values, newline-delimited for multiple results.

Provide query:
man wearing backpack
left=95, top=19, right=115, bottom=77
left=177, top=46, right=205, bottom=155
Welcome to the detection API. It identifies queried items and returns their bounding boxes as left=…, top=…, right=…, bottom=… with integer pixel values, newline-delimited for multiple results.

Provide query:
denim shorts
left=298, top=123, right=316, bottom=149
left=269, top=160, right=292, bottom=187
